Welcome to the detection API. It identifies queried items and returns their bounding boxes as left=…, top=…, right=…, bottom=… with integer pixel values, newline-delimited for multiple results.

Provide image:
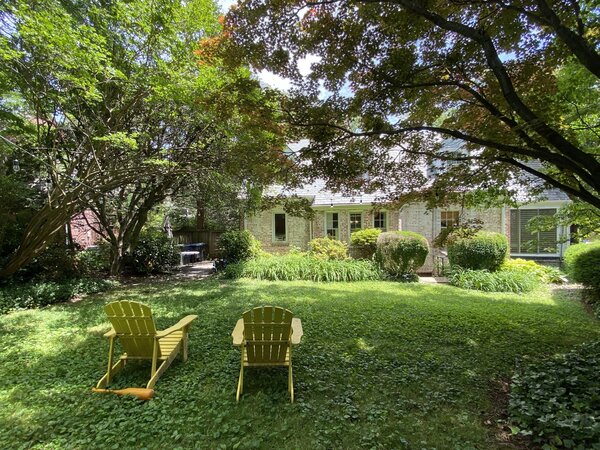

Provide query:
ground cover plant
left=449, top=268, right=539, bottom=294
left=0, top=278, right=117, bottom=314
left=225, top=254, right=381, bottom=282
left=0, top=279, right=598, bottom=449
left=509, top=341, right=600, bottom=448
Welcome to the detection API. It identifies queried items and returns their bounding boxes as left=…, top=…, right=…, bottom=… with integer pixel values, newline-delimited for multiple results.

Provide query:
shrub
left=448, top=268, right=538, bottom=293
left=447, top=231, right=508, bottom=271
left=350, top=228, right=381, bottom=259
left=509, top=341, right=600, bottom=448
left=75, top=244, right=111, bottom=274
left=501, top=258, right=563, bottom=284
left=374, top=231, right=429, bottom=280
left=224, top=255, right=382, bottom=282
left=218, top=230, right=261, bottom=263
left=308, top=237, right=348, bottom=260
left=0, top=278, right=118, bottom=314
left=127, top=229, right=180, bottom=275
left=564, top=241, right=600, bottom=290
left=21, top=241, right=81, bottom=280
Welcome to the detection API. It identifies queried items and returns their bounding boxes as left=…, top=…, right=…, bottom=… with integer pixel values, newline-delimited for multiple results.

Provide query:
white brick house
left=244, top=181, right=571, bottom=274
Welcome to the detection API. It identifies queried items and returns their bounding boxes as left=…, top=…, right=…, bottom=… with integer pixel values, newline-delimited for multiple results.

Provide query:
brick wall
left=246, top=204, right=506, bottom=274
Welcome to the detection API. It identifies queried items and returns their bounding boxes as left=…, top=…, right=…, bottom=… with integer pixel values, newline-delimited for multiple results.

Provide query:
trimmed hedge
left=224, top=255, right=382, bottom=282
left=218, top=230, right=262, bottom=263
left=308, top=237, right=348, bottom=260
left=447, top=231, right=508, bottom=271
left=449, top=269, right=538, bottom=293
left=564, top=241, right=600, bottom=290
left=350, top=228, right=381, bottom=259
left=0, top=278, right=118, bottom=314
left=509, top=341, right=600, bottom=448
left=375, top=231, right=429, bottom=280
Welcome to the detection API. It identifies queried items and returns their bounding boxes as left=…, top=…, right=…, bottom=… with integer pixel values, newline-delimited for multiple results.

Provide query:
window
left=374, top=211, right=387, bottom=231
left=349, top=212, right=362, bottom=234
left=440, top=211, right=459, bottom=229
left=510, top=209, right=558, bottom=254
left=273, top=213, right=286, bottom=242
left=326, top=212, right=340, bottom=239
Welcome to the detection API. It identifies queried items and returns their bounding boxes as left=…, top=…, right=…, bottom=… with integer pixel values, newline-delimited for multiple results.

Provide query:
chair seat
left=243, top=347, right=290, bottom=367
left=158, top=331, right=183, bottom=359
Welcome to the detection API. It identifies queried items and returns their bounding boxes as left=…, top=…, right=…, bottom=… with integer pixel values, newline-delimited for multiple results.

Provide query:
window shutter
left=538, top=209, right=557, bottom=253
left=510, top=210, right=520, bottom=253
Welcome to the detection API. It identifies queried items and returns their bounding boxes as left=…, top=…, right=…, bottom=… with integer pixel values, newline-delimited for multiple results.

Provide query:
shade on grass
left=0, top=280, right=598, bottom=449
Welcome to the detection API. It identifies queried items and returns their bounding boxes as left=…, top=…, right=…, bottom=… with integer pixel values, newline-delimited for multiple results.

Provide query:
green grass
left=0, top=279, right=598, bottom=449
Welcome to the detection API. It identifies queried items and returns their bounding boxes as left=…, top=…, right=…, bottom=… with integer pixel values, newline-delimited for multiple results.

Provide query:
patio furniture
left=179, top=242, right=206, bottom=265
left=95, top=300, right=197, bottom=390
left=231, top=306, right=303, bottom=402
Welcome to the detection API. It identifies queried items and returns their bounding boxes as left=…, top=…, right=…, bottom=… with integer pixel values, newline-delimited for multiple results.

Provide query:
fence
left=172, top=230, right=224, bottom=258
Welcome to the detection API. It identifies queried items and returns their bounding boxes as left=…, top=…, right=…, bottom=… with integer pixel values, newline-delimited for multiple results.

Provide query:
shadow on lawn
left=2, top=279, right=598, bottom=448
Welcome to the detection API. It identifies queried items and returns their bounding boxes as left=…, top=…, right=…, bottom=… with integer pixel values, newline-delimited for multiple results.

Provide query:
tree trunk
left=108, top=242, right=124, bottom=276
left=196, top=198, right=205, bottom=230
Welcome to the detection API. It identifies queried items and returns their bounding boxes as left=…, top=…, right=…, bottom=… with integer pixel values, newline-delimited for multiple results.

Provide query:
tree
left=223, top=0, right=600, bottom=210
left=0, top=0, right=286, bottom=277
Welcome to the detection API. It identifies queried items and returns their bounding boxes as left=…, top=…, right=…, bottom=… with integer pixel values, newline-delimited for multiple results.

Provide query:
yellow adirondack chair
left=237, top=306, right=295, bottom=402
left=96, top=301, right=197, bottom=390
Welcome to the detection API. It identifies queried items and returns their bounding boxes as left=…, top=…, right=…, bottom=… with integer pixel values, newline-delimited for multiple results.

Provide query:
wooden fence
left=172, top=230, right=224, bottom=258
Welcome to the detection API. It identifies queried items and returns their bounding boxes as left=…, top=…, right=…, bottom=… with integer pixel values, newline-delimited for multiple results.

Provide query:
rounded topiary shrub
left=564, top=241, right=600, bottom=290
left=308, top=237, right=348, bottom=260
left=374, top=231, right=429, bottom=280
left=128, top=229, right=180, bottom=275
left=218, top=230, right=261, bottom=263
left=447, top=231, right=508, bottom=271
left=350, top=228, right=382, bottom=259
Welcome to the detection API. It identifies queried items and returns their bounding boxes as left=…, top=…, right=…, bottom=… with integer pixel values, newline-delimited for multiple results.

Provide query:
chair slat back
left=104, top=301, right=157, bottom=357
left=243, top=306, right=292, bottom=364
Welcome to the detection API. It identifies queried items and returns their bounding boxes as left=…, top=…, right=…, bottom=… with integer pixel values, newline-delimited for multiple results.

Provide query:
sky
left=216, top=0, right=320, bottom=91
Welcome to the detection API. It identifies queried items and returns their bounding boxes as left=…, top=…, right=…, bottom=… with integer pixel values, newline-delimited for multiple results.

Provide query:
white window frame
left=348, top=211, right=363, bottom=237
left=510, top=207, right=560, bottom=256
left=325, top=211, right=340, bottom=240
left=272, top=212, right=288, bottom=243
left=373, top=211, right=387, bottom=231
left=440, top=210, right=460, bottom=229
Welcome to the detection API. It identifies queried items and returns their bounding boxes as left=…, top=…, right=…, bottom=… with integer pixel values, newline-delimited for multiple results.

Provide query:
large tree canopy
left=223, top=0, right=600, bottom=210
left=0, top=0, right=286, bottom=277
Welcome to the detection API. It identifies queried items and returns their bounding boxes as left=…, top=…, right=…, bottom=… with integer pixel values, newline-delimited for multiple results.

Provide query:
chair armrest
left=104, top=328, right=116, bottom=338
left=156, top=315, right=198, bottom=338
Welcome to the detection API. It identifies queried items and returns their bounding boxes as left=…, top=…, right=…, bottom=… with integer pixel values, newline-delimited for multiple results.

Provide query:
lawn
left=0, top=279, right=598, bottom=449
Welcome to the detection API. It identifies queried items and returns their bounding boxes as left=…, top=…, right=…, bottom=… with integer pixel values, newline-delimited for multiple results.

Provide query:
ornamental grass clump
left=449, top=268, right=538, bottom=293
left=447, top=231, right=508, bottom=271
left=224, top=255, right=381, bottom=282
left=374, top=231, right=429, bottom=281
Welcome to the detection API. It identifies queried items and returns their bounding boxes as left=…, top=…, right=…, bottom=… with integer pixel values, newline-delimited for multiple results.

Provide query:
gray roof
left=266, top=180, right=385, bottom=207
left=520, top=160, right=570, bottom=201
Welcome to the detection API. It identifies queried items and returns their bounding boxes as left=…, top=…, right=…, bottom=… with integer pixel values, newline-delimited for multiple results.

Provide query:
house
left=244, top=179, right=571, bottom=274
